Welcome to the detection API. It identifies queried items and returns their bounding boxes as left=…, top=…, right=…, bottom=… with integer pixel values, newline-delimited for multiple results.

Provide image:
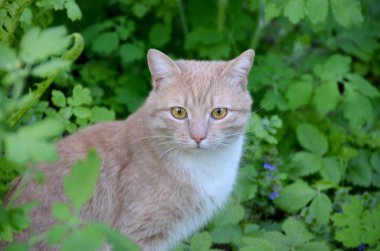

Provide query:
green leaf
left=149, top=23, right=171, bottom=47
left=265, top=3, right=281, bottom=22
left=4, top=244, right=29, bottom=251
left=283, top=0, right=305, bottom=24
left=132, top=3, right=149, bottom=18
left=261, top=231, right=290, bottom=251
left=5, top=119, right=63, bottom=164
left=0, top=44, right=19, bottom=71
left=346, top=151, right=372, bottom=187
left=69, top=85, right=93, bottom=106
left=61, top=225, right=104, bottom=251
left=214, top=204, right=245, bottom=225
left=211, top=224, right=241, bottom=244
left=296, top=242, right=330, bottom=251
left=99, top=224, right=140, bottom=251
left=320, top=157, right=343, bottom=184
left=52, top=90, right=67, bottom=108
left=314, top=54, right=351, bottom=82
left=120, top=43, right=144, bottom=63
left=346, top=73, right=379, bottom=98
left=65, top=1, right=82, bottom=21
left=312, top=82, right=341, bottom=116
left=90, top=107, right=115, bottom=123
left=291, top=151, right=323, bottom=177
left=31, top=58, right=70, bottom=77
left=92, top=32, right=119, bottom=55
left=285, top=81, right=313, bottom=110
left=190, top=232, right=212, bottom=251
left=73, top=106, right=91, bottom=119
left=331, top=0, right=364, bottom=27
left=47, top=224, right=70, bottom=244
left=240, top=238, right=276, bottom=251
left=282, top=217, right=314, bottom=245
left=343, top=86, right=375, bottom=126
left=297, top=123, right=328, bottom=156
left=309, top=193, right=332, bottom=225
left=20, top=26, right=70, bottom=64
left=305, top=0, right=328, bottom=24
left=276, top=180, right=316, bottom=213
left=52, top=202, right=72, bottom=221
left=63, top=150, right=101, bottom=209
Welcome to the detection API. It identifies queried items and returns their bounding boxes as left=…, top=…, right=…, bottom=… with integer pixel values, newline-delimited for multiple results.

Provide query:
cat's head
left=143, top=49, right=254, bottom=154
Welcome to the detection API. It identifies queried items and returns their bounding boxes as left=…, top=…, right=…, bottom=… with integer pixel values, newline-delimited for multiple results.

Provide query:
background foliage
left=1, top=0, right=380, bottom=250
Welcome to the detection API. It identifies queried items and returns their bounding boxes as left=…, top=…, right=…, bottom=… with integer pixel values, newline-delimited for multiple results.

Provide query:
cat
left=3, top=49, right=255, bottom=251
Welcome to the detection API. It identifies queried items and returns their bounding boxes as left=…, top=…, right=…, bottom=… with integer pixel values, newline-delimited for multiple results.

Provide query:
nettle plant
left=1, top=0, right=380, bottom=250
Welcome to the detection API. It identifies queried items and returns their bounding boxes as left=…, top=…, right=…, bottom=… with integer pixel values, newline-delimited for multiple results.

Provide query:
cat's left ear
left=147, top=49, right=181, bottom=90
left=222, top=49, right=255, bottom=89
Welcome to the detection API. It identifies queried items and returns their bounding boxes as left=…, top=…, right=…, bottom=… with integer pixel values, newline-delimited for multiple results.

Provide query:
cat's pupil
left=216, top=109, right=221, bottom=114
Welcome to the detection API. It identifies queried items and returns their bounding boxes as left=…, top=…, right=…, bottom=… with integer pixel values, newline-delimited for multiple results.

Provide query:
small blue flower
left=357, top=244, right=366, bottom=251
left=269, top=191, right=279, bottom=200
left=264, top=163, right=276, bottom=171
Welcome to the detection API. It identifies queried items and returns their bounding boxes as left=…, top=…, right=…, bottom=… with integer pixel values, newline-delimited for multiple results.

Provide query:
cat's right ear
left=147, top=49, right=181, bottom=90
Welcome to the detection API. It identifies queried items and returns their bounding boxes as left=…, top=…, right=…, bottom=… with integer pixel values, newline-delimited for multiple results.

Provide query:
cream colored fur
left=3, top=49, right=255, bottom=251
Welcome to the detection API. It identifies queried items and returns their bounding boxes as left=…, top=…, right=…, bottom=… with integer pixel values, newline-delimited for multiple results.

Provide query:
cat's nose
left=190, top=133, right=206, bottom=145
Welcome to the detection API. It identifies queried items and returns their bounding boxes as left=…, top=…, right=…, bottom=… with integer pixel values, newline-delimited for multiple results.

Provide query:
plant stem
left=176, top=0, right=188, bottom=36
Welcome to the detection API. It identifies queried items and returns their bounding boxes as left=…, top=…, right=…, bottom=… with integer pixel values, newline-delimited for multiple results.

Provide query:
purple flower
left=269, top=191, right=279, bottom=200
left=264, top=163, right=276, bottom=171
left=357, top=244, right=366, bottom=251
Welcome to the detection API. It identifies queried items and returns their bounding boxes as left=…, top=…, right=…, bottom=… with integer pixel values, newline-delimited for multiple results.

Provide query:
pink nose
left=190, top=133, right=206, bottom=144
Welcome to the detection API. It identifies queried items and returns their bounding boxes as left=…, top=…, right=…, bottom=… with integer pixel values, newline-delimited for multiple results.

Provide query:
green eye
left=171, top=107, right=187, bottom=119
left=211, top=108, right=227, bottom=119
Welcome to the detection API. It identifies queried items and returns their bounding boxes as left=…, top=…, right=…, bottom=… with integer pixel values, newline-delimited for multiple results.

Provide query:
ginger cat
left=4, top=49, right=255, bottom=250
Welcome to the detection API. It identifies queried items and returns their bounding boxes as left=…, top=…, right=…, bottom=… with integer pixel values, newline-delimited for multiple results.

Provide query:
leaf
left=343, top=86, right=375, bottom=126
left=99, top=224, right=140, bottom=251
left=51, top=202, right=72, bottom=221
left=52, top=90, right=67, bottom=108
left=320, top=157, right=343, bottom=184
left=331, top=0, right=364, bottom=27
left=312, top=82, right=341, bottom=116
left=65, top=1, right=82, bottom=21
left=282, top=217, right=314, bottom=245
left=275, top=180, right=316, bottom=213
left=283, top=0, right=305, bottom=24
left=120, top=43, right=144, bottom=63
left=92, top=32, right=119, bottom=55
left=211, top=224, right=241, bottom=244
left=61, top=225, right=104, bottom=251
left=240, top=237, right=276, bottom=251
left=90, top=107, right=115, bottom=123
left=63, top=150, right=101, bottom=209
left=132, top=3, right=149, bottom=18
left=73, top=106, right=91, bottom=119
left=314, top=54, right=351, bottom=82
left=346, top=73, right=379, bottom=98
left=214, top=204, right=245, bottom=225
left=5, top=119, right=63, bottom=164
left=190, top=232, right=212, bottom=251
left=297, top=123, right=328, bottom=156
left=0, top=44, right=19, bottom=71
left=309, top=193, right=332, bottom=225
left=296, top=242, right=330, bottom=251
left=285, top=81, right=313, bottom=110
left=265, top=3, right=281, bottom=22
left=4, top=244, right=29, bottom=251
left=69, top=85, right=93, bottom=106
left=305, top=0, right=328, bottom=24
left=346, top=151, right=372, bottom=187
left=291, top=151, right=323, bottom=177
left=47, top=224, right=70, bottom=244
left=31, top=58, right=70, bottom=77
left=20, top=26, right=70, bottom=64
left=149, top=23, right=171, bottom=47
left=261, top=231, right=290, bottom=251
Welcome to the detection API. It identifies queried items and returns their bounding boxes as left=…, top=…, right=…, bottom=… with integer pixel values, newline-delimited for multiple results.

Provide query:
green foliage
left=1, top=0, right=380, bottom=250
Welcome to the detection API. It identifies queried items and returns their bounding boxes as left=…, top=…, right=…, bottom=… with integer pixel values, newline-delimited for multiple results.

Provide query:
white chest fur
left=168, top=137, right=244, bottom=249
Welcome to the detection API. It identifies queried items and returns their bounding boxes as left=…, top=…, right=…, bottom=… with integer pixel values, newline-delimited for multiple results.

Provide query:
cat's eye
left=211, top=108, right=227, bottom=120
left=171, top=107, right=188, bottom=119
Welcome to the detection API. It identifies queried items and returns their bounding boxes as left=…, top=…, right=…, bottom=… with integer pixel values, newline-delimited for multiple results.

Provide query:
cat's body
left=4, top=49, right=254, bottom=250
